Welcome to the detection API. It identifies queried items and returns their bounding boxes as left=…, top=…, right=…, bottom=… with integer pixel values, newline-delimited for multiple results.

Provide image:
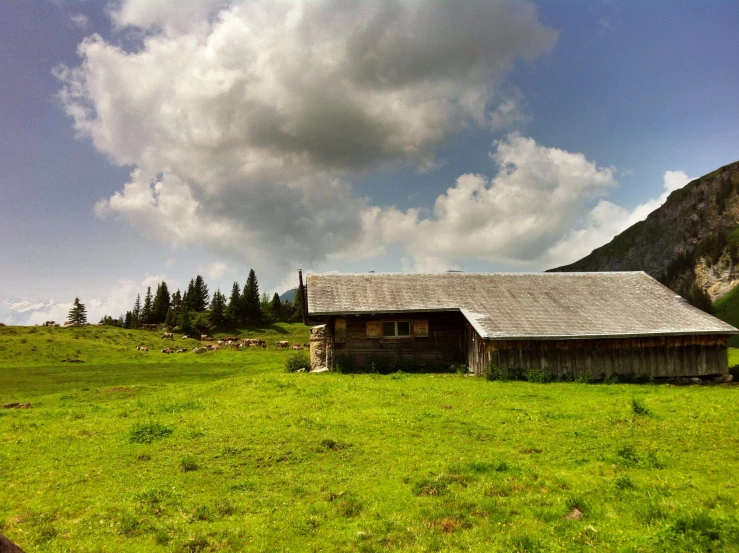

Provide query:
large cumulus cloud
left=58, top=0, right=686, bottom=275
left=56, top=0, right=558, bottom=267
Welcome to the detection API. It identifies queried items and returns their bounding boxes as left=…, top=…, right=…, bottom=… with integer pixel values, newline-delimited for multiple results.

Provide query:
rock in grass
left=714, top=374, right=734, bottom=383
left=0, top=534, right=26, bottom=553
left=566, top=508, right=583, bottom=520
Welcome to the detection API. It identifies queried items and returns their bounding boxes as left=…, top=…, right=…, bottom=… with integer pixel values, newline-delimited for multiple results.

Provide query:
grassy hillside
left=1, top=325, right=739, bottom=552
left=713, top=288, right=739, bottom=347
left=0, top=323, right=308, bottom=367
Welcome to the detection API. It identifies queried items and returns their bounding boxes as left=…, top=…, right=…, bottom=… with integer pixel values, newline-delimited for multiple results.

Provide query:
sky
left=1, top=0, right=738, bottom=324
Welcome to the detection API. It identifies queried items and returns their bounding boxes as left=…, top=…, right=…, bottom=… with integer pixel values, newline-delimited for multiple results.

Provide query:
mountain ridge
left=549, top=160, right=739, bottom=337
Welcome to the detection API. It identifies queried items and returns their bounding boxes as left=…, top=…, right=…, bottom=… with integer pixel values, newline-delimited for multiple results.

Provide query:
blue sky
left=1, top=0, right=738, bottom=324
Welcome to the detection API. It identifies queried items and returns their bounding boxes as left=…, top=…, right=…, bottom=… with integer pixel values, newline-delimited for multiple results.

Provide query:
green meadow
left=1, top=325, right=738, bottom=552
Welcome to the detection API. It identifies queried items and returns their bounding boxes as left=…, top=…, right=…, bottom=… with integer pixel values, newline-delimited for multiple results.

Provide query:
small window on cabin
left=381, top=321, right=412, bottom=338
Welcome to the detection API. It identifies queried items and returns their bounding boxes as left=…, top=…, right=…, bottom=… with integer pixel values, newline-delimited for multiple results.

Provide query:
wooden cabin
left=300, top=271, right=738, bottom=378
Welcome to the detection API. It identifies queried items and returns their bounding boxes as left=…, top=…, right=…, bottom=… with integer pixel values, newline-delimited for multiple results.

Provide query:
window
left=367, top=320, right=428, bottom=339
left=382, top=321, right=411, bottom=337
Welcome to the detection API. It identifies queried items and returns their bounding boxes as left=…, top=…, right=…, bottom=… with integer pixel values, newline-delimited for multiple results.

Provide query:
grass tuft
left=631, top=397, right=651, bottom=416
left=180, top=456, right=199, bottom=472
left=128, top=421, right=173, bottom=444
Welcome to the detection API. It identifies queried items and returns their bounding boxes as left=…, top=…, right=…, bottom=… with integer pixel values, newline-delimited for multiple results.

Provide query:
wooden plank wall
left=466, top=333, right=730, bottom=378
left=334, top=312, right=464, bottom=367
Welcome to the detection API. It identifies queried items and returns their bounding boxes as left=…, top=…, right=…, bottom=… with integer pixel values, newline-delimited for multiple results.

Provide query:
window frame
left=381, top=320, right=412, bottom=338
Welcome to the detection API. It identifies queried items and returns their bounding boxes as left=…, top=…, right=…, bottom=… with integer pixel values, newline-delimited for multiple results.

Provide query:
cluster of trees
left=118, top=269, right=303, bottom=333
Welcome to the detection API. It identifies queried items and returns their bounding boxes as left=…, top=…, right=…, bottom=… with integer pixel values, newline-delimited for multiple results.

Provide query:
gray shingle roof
left=306, top=272, right=738, bottom=340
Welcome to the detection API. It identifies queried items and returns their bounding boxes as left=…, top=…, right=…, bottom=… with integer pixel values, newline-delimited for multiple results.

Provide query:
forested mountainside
left=550, top=161, right=739, bottom=319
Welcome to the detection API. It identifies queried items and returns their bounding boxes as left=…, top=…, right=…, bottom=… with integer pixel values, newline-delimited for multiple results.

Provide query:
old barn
left=301, top=271, right=738, bottom=378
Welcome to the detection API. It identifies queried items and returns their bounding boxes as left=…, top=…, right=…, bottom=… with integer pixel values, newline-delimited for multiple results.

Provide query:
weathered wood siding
left=330, top=311, right=464, bottom=368
left=465, top=327, right=730, bottom=378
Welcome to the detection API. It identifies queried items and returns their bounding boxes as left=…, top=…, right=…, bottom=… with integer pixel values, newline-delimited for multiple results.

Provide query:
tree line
left=98, top=269, right=303, bottom=333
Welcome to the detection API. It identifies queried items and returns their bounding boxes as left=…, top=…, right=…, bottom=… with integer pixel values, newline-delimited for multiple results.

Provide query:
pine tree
left=271, top=293, right=282, bottom=313
left=226, top=282, right=241, bottom=323
left=171, top=289, right=182, bottom=313
left=210, top=289, right=226, bottom=327
left=192, top=275, right=210, bottom=312
left=185, top=279, right=195, bottom=311
left=180, top=307, right=193, bottom=335
left=293, top=284, right=304, bottom=322
left=243, top=269, right=261, bottom=322
left=141, top=286, right=153, bottom=324
left=66, top=297, right=88, bottom=326
left=124, top=311, right=132, bottom=329
left=132, top=294, right=142, bottom=328
left=151, top=281, right=170, bottom=324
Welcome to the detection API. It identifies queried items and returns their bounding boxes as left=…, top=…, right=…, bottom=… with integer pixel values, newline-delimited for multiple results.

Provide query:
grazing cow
left=182, top=335, right=190, bottom=340
left=217, top=340, right=225, bottom=345
left=193, top=347, right=207, bottom=354
left=276, top=340, right=290, bottom=348
left=161, top=332, right=174, bottom=340
left=176, top=348, right=187, bottom=353
left=303, top=343, right=310, bottom=348
left=161, top=348, right=173, bottom=354
left=224, top=336, right=239, bottom=342
left=201, top=334, right=214, bottom=341
left=136, top=346, right=148, bottom=352
left=291, top=344, right=303, bottom=350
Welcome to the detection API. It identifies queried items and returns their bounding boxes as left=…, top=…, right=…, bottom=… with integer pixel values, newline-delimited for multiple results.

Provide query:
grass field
left=1, top=325, right=739, bottom=552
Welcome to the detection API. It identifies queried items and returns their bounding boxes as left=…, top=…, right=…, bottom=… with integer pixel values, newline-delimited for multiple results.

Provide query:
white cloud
left=0, top=275, right=174, bottom=326
left=57, top=0, right=557, bottom=277
left=543, top=169, right=696, bottom=266
left=355, top=133, right=618, bottom=269
left=198, top=261, right=227, bottom=280
left=69, top=13, right=88, bottom=29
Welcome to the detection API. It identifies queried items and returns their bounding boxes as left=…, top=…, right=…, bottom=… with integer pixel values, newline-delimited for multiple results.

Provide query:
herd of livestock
left=136, top=334, right=309, bottom=354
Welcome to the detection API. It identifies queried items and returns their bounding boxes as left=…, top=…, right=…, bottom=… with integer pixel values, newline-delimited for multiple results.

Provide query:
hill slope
left=550, top=161, right=739, bottom=310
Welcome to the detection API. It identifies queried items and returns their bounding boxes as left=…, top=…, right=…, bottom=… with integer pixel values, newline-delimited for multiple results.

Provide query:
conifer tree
left=151, top=281, right=170, bottom=323
left=193, top=275, right=210, bottom=312
left=209, top=289, right=226, bottom=327
left=66, top=297, right=88, bottom=326
left=226, top=282, right=241, bottom=323
left=124, top=311, right=132, bottom=329
left=271, top=293, right=282, bottom=313
left=243, top=269, right=261, bottom=322
left=184, top=279, right=195, bottom=311
left=171, top=289, right=182, bottom=313
left=141, top=286, right=153, bottom=324
left=132, top=294, right=142, bottom=328
left=180, top=307, right=193, bottom=335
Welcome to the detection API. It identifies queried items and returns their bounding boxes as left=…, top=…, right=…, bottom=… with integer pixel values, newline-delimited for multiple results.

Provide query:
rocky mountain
left=550, top=160, right=739, bottom=313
